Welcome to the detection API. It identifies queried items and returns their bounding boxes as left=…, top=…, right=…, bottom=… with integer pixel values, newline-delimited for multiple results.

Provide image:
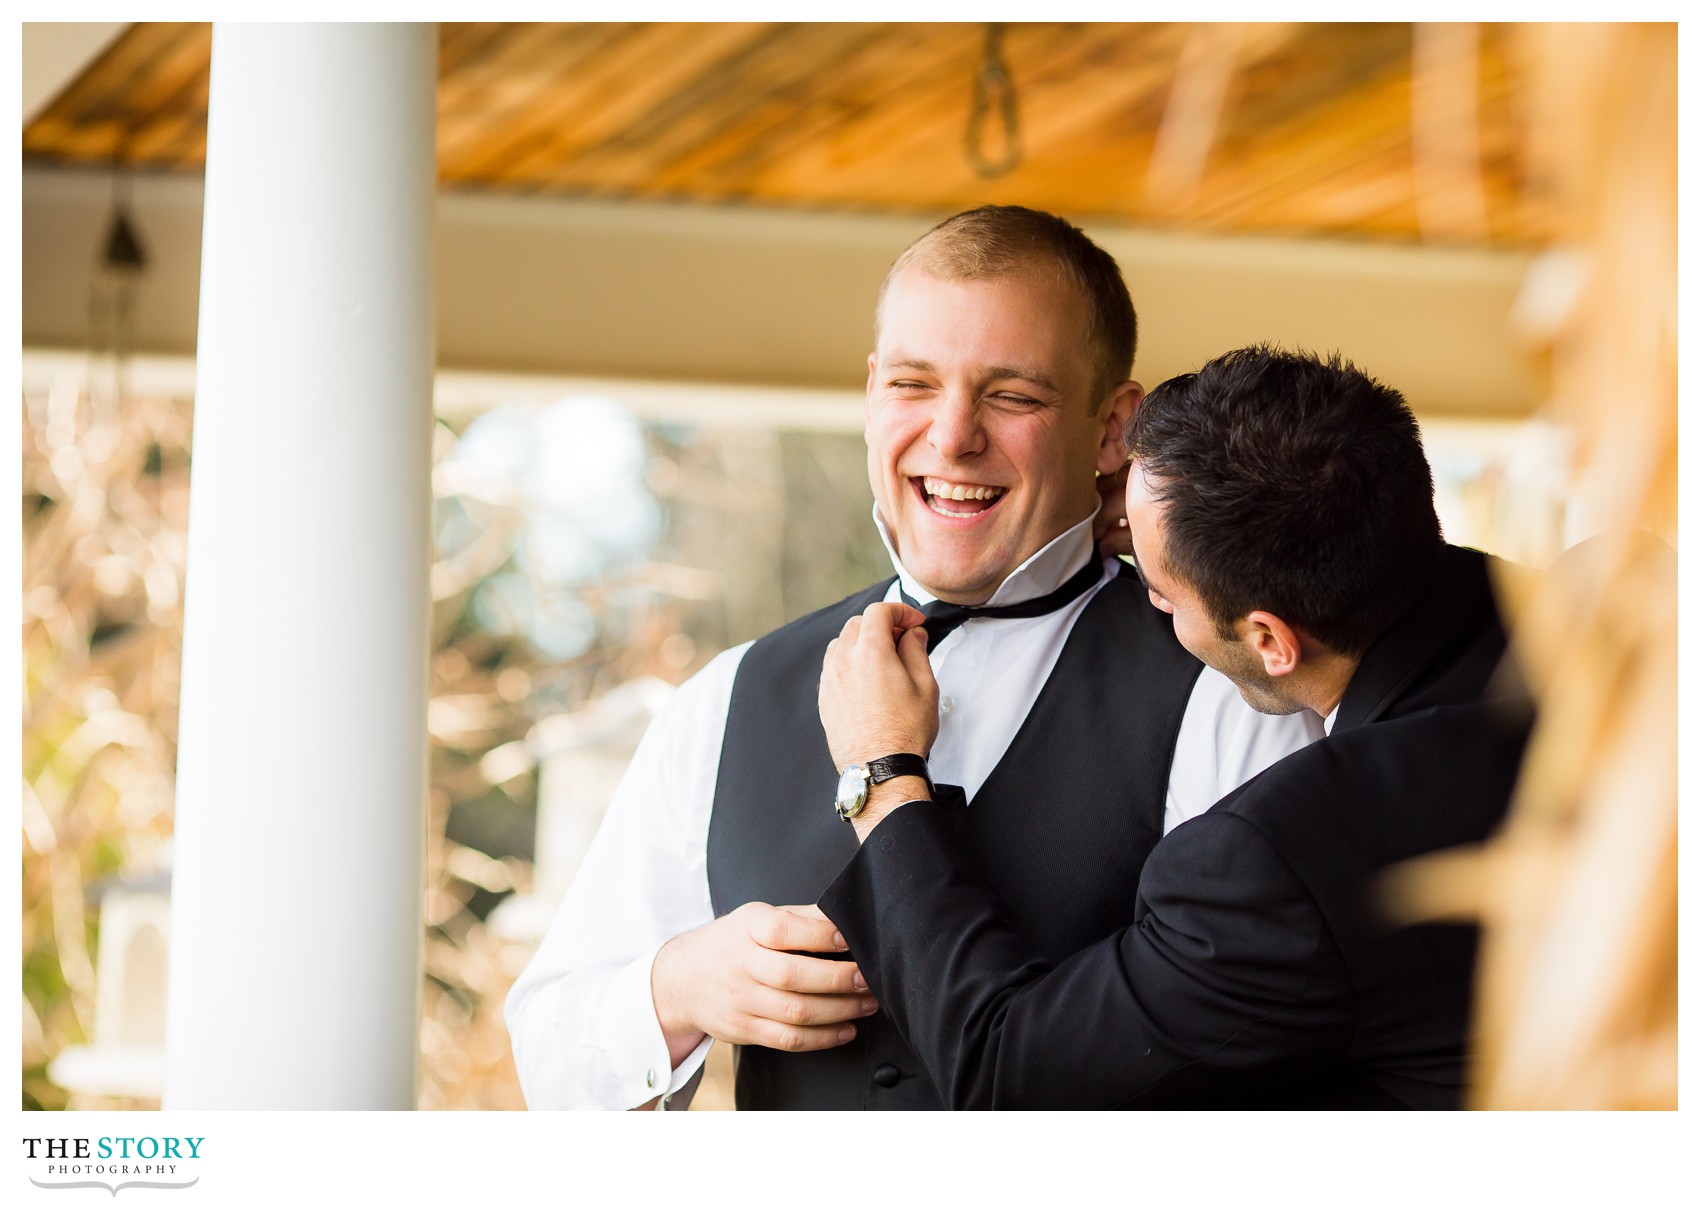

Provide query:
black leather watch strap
left=866, top=753, right=933, bottom=794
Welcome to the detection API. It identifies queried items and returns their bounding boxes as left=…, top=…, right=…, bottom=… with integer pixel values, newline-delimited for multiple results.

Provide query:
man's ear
left=1096, top=380, right=1145, bottom=476
left=1243, top=610, right=1304, bottom=678
left=865, top=353, right=878, bottom=436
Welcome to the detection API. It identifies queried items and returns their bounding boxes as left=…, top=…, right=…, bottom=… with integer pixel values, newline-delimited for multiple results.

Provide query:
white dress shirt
left=504, top=510, right=1325, bottom=1109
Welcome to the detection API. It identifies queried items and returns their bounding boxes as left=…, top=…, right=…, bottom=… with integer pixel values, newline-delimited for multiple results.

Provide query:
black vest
left=707, top=564, right=1202, bottom=1109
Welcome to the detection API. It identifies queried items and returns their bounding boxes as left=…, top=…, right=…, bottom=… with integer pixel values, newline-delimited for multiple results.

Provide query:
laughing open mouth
left=915, top=476, right=1008, bottom=519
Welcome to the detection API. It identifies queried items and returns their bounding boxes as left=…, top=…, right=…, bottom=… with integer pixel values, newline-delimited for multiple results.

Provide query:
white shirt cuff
left=605, top=942, right=712, bottom=1109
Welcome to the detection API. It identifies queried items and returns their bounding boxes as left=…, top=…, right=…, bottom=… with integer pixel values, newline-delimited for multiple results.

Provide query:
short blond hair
left=875, top=205, right=1137, bottom=406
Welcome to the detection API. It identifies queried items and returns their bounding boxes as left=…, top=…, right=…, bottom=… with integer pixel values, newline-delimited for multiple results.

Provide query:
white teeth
left=922, top=477, right=1003, bottom=502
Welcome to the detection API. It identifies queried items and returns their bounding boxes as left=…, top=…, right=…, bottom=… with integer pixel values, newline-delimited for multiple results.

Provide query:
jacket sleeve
left=819, top=801, right=1353, bottom=1108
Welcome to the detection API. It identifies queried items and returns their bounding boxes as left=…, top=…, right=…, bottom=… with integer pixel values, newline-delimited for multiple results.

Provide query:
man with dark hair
left=507, top=215, right=1321, bottom=1109
left=1131, top=347, right=1444, bottom=665
left=817, top=344, right=1530, bottom=1108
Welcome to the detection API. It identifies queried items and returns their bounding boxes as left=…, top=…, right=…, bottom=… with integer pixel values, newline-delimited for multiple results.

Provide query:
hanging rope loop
left=966, top=23, right=1021, bottom=178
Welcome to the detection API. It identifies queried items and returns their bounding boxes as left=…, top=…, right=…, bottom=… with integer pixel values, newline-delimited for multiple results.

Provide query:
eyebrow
left=984, top=365, right=1059, bottom=393
left=881, top=357, right=1059, bottom=394
left=1130, top=553, right=1172, bottom=600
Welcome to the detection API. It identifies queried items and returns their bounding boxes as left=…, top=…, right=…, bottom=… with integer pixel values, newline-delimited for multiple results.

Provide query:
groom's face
left=864, top=262, right=1115, bottom=606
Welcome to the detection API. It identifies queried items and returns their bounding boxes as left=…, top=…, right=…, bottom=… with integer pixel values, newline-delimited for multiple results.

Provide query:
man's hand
left=819, top=602, right=939, bottom=772
left=650, top=902, right=875, bottom=1069
left=1094, top=463, right=1133, bottom=559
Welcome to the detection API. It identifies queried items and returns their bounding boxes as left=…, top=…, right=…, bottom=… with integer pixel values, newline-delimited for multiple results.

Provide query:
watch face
left=835, top=763, right=870, bottom=819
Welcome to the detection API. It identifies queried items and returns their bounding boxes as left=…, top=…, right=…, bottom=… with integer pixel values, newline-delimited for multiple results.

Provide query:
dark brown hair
left=1125, top=345, right=1443, bottom=656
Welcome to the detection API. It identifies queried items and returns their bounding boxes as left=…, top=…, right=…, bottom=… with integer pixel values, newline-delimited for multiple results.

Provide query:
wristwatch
left=834, top=753, right=934, bottom=821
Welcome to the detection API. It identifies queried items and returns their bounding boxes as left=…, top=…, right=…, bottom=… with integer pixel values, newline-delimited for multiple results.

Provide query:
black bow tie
left=901, top=558, right=1104, bottom=653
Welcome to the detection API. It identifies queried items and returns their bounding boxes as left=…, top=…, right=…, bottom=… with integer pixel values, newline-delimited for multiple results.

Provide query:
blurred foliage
left=22, top=373, right=188, bottom=1110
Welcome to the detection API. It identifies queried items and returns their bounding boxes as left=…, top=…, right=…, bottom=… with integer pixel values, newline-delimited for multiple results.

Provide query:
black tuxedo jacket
left=820, top=545, right=1530, bottom=1108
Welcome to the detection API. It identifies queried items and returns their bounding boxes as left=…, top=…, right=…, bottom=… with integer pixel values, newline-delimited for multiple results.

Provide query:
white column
left=165, top=23, right=436, bottom=1109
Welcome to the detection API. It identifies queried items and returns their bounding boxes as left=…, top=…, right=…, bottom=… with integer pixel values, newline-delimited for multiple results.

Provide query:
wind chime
left=87, top=155, right=149, bottom=422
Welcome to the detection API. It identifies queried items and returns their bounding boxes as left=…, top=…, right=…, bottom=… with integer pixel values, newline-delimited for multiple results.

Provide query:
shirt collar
left=872, top=504, right=1101, bottom=608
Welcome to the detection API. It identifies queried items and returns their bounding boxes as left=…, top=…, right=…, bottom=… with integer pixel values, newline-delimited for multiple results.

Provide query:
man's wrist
left=848, top=775, right=932, bottom=840
left=650, top=935, right=707, bottom=1068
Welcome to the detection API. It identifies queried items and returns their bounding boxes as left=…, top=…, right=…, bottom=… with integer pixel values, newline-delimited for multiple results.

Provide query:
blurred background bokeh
left=21, top=22, right=1675, bottom=1110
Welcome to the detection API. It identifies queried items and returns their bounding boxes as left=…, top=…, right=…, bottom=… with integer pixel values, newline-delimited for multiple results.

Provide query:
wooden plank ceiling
left=23, top=22, right=1547, bottom=247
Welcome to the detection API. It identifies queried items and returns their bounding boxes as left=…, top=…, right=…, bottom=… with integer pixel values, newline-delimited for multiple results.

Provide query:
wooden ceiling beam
left=22, top=21, right=1550, bottom=248
left=475, top=24, right=779, bottom=187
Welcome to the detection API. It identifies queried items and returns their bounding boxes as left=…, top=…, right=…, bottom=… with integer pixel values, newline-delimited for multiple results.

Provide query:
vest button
left=873, top=1064, right=901, bottom=1088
